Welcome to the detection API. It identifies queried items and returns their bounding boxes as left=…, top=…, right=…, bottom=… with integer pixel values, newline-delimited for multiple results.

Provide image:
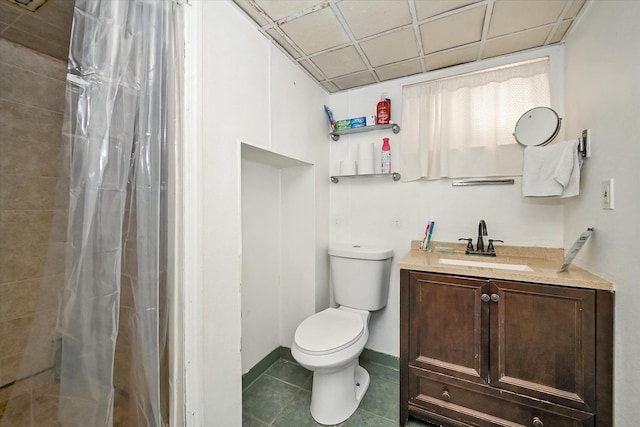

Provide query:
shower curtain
left=58, top=0, right=179, bottom=425
left=1, top=0, right=180, bottom=426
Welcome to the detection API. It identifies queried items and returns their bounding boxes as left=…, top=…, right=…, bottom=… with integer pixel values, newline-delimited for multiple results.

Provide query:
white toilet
left=291, top=244, right=393, bottom=425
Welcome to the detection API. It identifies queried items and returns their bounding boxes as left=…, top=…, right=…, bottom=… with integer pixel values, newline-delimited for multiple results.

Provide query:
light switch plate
left=601, top=178, right=614, bottom=209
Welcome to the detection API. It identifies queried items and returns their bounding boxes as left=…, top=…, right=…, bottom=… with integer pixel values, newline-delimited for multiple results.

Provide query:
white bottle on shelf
left=381, top=137, right=391, bottom=173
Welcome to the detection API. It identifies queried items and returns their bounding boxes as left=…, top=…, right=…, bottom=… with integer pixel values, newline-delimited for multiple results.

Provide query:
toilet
left=291, top=244, right=393, bottom=425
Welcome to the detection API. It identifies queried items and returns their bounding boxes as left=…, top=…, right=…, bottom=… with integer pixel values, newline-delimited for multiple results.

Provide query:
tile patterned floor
left=242, top=358, right=434, bottom=426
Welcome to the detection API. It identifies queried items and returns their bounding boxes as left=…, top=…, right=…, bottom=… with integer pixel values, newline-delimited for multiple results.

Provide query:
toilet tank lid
left=329, top=244, right=394, bottom=260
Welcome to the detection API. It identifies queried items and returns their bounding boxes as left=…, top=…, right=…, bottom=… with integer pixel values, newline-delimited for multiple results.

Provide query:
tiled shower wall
left=0, top=38, right=67, bottom=399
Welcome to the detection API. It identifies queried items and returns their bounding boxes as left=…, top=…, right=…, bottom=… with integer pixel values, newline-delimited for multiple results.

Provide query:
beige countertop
left=398, top=241, right=614, bottom=292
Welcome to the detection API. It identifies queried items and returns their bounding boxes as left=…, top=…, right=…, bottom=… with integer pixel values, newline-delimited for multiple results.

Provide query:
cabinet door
left=489, top=280, right=596, bottom=412
left=409, top=272, right=490, bottom=384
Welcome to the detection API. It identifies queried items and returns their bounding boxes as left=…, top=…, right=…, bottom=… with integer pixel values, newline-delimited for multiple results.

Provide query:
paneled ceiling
left=232, top=0, right=587, bottom=92
left=0, top=0, right=588, bottom=92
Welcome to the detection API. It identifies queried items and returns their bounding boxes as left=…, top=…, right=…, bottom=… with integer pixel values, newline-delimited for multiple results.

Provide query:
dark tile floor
left=242, top=358, right=433, bottom=426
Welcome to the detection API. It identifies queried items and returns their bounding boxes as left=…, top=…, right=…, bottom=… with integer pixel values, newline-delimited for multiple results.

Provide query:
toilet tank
left=328, top=244, right=394, bottom=311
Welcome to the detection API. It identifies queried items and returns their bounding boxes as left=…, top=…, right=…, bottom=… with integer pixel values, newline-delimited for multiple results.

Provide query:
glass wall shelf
left=330, top=172, right=401, bottom=184
left=330, top=123, right=400, bottom=141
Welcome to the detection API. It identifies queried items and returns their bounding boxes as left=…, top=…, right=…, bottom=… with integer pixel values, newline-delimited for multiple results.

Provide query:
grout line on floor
left=263, top=372, right=309, bottom=392
left=269, top=385, right=300, bottom=425
left=244, top=357, right=401, bottom=427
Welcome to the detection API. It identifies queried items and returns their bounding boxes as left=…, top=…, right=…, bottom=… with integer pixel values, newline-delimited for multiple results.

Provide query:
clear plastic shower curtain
left=30, top=1, right=174, bottom=425
left=0, top=0, right=179, bottom=424
left=56, top=1, right=178, bottom=425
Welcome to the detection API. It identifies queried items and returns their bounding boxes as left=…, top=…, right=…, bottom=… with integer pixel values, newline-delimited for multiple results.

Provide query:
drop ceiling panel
left=255, top=0, right=319, bottom=21
left=488, top=0, right=567, bottom=38
left=230, top=0, right=587, bottom=93
left=311, top=45, right=367, bottom=78
left=375, top=59, right=423, bottom=81
left=361, top=27, right=419, bottom=67
left=332, top=71, right=377, bottom=90
left=338, top=0, right=412, bottom=40
left=280, top=7, right=350, bottom=55
left=414, top=0, right=481, bottom=20
left=0, top=0, right=590, bottom=95
left=566, top=0, right=586, bottom=19
left=425, top=44, right=480, bottom=71
left=483, top=26, right=552, bottom=59
left=550, top=20, right=572, bottom=44
left=420, top=5, right=486, bottom=54
left=321, top=81, right=339, bottom=93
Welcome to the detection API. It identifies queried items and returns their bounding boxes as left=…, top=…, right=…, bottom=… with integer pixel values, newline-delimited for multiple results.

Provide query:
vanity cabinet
left=400, top=270, right=613, bottom=427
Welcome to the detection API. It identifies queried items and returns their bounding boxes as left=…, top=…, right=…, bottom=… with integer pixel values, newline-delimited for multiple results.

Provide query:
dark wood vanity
left=399, top=244, right=613, bottom=427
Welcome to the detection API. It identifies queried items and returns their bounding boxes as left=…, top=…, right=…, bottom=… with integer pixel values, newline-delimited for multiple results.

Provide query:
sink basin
left=438, top=258, right=533, bottom=272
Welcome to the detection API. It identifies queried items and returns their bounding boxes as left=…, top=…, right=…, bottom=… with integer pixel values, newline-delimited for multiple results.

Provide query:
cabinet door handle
left=532, top=417, right=544, bottom=427
left=442, top=390, right=450, bottom=402
left=481, top=293, right=490, bottom=303
left=491, top=293, right=500, bottom=302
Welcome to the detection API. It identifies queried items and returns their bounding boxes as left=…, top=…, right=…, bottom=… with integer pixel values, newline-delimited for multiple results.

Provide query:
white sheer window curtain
left=401, top=59, right=551, bottom=181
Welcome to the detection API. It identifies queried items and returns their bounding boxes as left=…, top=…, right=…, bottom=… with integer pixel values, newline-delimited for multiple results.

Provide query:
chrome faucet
left=477, top=220, right=487, bottom=252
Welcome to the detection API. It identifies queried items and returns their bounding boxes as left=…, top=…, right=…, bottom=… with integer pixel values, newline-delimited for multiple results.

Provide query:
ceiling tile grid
left=0, top=0, right=587, bottom=92
left=233, top=0, right=587, bottom=93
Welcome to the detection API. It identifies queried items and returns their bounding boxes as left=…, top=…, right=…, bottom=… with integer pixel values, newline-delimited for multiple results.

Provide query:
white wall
left=197, top=0, right=268, bottom=422
left=189, top=1, right=330, bottom=424
left=269, top=48, right=332, bottom=313
left=241, top=156, right=317, bottom=373
left=187, top=0, right=639, bottom=424
left=241, top=159, right=280, bottom=371
left=279, top=165, right=317, bottom=348
left=563, top=2, right=640, bottom=424
left=329, top=49, right=567, bottom=357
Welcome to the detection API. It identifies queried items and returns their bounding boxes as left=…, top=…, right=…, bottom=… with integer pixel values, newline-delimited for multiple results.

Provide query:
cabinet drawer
left=409, top=367, right=593, bottom=427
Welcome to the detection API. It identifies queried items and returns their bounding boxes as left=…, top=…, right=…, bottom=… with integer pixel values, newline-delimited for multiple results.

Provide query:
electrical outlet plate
left=601, top=178, right=614, bottom=209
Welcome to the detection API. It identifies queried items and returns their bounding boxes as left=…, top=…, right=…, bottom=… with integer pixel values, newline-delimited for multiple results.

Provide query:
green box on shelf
left=335, top=119, right=351, bottom=130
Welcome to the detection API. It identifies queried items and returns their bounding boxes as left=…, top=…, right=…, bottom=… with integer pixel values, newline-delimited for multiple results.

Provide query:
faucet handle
left=458, top=238, right=474, bottom=252
left=487, top=239, right=503, bottom=253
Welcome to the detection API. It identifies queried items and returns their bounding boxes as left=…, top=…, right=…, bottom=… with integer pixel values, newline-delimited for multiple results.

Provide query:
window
left=400, top=59, right=551, bottom=181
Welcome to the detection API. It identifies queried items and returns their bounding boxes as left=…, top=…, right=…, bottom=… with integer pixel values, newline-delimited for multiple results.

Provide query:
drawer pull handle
left=481, top=293, right=490, bottom=303
left=442, top=391, right=450, bottom=402
left=491, top=293, right=500, bottom=302
left=532, top=417, right=544, bottom=427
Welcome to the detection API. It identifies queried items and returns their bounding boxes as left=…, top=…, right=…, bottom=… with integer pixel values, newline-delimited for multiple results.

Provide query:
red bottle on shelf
left=376, top=93, right=390, bottom=125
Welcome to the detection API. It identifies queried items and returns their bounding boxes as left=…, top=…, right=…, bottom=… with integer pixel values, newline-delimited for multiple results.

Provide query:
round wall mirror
left=514, top=107, right=561, bottom=146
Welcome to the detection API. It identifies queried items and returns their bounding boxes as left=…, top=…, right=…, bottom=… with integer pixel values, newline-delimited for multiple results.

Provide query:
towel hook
left=579, top=129, right=591, bottom=158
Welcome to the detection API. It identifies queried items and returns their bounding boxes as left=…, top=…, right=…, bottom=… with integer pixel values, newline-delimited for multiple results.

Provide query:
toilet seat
left=294, top=308, right=364, bottom=356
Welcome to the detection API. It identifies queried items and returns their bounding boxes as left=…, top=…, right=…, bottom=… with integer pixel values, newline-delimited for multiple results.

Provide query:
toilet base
left=309, top=361, right=370, bottom=425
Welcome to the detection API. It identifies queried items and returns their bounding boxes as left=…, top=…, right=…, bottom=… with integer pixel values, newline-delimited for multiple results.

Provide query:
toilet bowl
left=291, top=307, right=371, bottom=425
left=291, top=244, right=393, bottom=425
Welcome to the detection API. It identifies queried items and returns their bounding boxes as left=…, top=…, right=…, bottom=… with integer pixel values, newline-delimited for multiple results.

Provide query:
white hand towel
left=523, top=140, right=580, bottom=197
left=557, top=142, right=581, bottom=198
